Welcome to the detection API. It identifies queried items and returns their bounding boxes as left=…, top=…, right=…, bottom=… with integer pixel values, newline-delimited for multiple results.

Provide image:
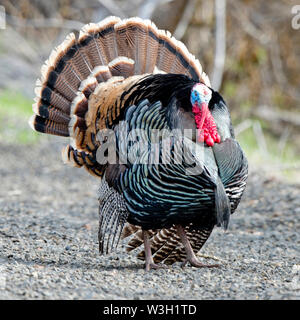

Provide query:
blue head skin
left=190, top=83, right=212, bottom=107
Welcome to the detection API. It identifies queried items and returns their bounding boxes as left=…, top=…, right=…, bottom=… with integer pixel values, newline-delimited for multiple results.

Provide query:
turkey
left=29, top=16, right=248, bottom=271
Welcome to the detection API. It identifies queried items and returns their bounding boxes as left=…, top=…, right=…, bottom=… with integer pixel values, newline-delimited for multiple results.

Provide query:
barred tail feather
left=29, top=115, right=69, bottom=137
left=61, top=145, right=105, bottom=177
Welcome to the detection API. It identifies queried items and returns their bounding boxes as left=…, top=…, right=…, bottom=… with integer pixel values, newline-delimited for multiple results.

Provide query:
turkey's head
left=190, top=83, right=221, bottom=147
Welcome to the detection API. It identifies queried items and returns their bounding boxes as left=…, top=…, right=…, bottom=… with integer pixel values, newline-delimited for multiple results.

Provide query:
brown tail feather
left=43, top=68, right=78, bottom=101
left=108, top=57, right=135, bottom=78
left=78, top=77, right=98, bottom=99
left=33, top=103, right=70, bottom=125
left=29, top=115, right=69, bottom=137
left=35, top=84, right=71, bottom=115
left=92, top=66, right=113, bottom=82
left=62, top=145, right=105, bottom=177
left=91, top=16, right=121, bottom=64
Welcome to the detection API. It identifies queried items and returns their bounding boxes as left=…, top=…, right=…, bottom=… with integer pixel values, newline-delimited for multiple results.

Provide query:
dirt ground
left=0, top=137, right=299, bottom=299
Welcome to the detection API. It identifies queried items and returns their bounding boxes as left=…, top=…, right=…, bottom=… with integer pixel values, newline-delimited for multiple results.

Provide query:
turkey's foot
left=145, top=262, right=168, bottom=271
left=177, top=224, right=220, bottom=269
left=181, top=258, right=219, bottom=268
left=143, top=230, right=168, bottom=271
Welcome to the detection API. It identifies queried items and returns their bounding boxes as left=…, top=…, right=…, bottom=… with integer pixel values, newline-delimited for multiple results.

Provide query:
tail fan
left=30, top=16, right=209, bottom=149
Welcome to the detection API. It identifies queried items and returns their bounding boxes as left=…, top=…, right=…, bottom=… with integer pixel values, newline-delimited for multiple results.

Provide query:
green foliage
left=0, top=89, right=39, bottom=144
left=236, top=122, right=300, bottom=183
left=254, top=46, right=267, bottom=66
left=223, top=81, right=237, bottom=99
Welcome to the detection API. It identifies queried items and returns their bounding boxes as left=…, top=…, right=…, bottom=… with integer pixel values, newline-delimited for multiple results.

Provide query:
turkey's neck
left=210, top=106, right=233, bottom=141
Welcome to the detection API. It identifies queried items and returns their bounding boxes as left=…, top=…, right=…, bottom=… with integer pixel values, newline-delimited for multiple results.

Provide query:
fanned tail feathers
left=30, top=16, right=209, bottom=147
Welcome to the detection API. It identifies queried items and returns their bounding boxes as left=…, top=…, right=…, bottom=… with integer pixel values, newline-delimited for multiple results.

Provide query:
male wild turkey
left=29, top=16, right=248, bottom=270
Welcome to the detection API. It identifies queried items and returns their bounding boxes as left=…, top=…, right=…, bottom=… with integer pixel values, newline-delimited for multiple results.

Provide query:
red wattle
left=192, top=102, right=221, bottom=147
left=198, top=132, right=205, bottom=142
left=192, top=105, right=200, bottom=114
left=206, top=136, right=214, bottom=147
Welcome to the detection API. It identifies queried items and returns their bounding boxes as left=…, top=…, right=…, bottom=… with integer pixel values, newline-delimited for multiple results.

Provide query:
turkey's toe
left=145, top=263, right=168, bottom=271
left=186, top=256, right=220, bottom=268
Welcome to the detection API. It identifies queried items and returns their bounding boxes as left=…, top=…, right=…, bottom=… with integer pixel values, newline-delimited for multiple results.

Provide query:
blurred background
left=0, top=0, right=299, bottom=182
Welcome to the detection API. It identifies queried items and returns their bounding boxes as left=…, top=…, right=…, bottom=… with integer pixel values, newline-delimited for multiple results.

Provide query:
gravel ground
left=0, top=137, right=299, bottom=300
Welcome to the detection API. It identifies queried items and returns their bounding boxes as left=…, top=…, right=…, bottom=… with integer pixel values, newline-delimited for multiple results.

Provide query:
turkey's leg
left=143, top=230, right=167, bottom=271
left=176, top=225, right=219, bottom=268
